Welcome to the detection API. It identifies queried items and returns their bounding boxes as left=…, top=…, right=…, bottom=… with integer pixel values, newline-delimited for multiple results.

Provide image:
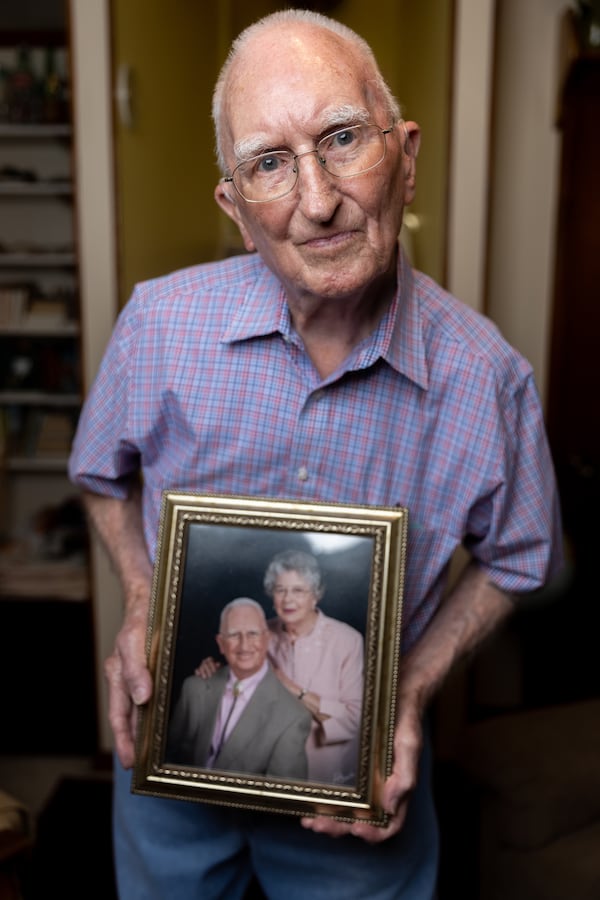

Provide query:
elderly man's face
left=216, top=605, right=269, bottom=680
left=215, top=24, right=419, bottom=308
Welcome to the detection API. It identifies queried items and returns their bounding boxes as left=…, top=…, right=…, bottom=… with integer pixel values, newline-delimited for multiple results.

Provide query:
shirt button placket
left=291, top=386, right=327, bottom=490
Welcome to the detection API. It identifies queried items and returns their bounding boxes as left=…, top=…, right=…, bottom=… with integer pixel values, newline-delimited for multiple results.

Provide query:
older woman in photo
left=264, top=549, right=364, bottom=785
left=197, top=549, right=364, bottom=785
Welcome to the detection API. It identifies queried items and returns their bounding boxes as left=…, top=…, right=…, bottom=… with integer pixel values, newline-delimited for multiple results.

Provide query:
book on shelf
left=25, top=298, right=70, bottom=327
left=21, top=409, right=74, bottom=458
left=0, top=286, right=28, bottom=325
left=0, top=285, right=76, bottom=330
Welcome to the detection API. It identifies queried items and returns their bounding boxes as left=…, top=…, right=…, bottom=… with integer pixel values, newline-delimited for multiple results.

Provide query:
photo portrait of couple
left=165, top=539, right=370, bottom=788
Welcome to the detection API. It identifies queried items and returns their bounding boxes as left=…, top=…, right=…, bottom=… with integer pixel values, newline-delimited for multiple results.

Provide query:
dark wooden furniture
left=547, top=11, right=600, bottom=545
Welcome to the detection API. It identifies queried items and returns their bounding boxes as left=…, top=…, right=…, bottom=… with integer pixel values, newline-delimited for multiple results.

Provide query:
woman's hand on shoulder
left=194, top=656, right=221, bottom=678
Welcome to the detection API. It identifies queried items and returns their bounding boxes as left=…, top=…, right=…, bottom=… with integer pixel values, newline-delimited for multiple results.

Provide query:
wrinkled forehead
left=222, top=24, right=379, bottom=149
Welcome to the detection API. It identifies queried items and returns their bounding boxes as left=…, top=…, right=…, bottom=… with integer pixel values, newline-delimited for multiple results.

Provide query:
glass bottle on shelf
left=0, top=63, right=9, bottom=122
left=8, top=46, right=36, bottom=123
left=42, top=47, right=64, bottom=123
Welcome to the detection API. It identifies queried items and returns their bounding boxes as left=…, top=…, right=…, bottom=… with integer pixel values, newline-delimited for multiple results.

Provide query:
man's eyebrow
left=319, top=105, right=370, bottom=132
left=233, top=134, right=276, bottom=163
left=232, top=107, right=371, bottom=164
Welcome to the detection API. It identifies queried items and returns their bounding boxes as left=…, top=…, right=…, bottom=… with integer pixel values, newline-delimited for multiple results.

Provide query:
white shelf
left=0, top=391, right=80, bottom=406
left=0, top=54, right=89, bottom=613
left=0, top=124, right=72, bottom=139
left=0, top=322, right=79, bottom=337
left=5, top=456, right=69, bottom=473
left=0, top=557, right=88, bottom=602
left=0, top=182, right=73, bottom=197
left=0, top=252, right=77, bottom=268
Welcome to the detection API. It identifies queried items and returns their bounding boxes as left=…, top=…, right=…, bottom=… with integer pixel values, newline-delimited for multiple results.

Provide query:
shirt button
left=297, top=466, right=309, bottom=482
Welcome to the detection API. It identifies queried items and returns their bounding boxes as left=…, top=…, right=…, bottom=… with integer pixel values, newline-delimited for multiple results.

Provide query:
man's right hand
left=104, top=588, right=153, bottom=769
left=81, top=489, right=154, bottom=770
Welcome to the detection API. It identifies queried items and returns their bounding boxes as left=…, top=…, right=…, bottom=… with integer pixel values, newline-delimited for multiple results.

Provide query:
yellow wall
left=393, top=1, right=453, bottom=285
left=338, top=0, right=452, bottom=283
left=112, top=1, right=452, bottom=303
left=112, top=1, right=221, bottom=303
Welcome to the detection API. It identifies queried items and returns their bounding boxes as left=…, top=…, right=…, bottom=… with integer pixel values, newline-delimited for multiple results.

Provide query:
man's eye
left=255, top=154, right=284, bottom=175
left=322, top=129, right=358, bottom=154
left=332, top=130, right=356, bottom=147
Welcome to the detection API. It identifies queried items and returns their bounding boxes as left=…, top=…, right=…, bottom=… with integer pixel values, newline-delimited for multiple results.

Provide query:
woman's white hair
left=212, top=8, right=401, bottom=174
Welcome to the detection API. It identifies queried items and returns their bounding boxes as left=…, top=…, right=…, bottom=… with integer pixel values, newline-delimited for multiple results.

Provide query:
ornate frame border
left=133, top=492, right=407, bottom=826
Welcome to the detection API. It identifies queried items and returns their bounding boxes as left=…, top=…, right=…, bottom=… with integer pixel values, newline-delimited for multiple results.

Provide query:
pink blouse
left=268, top=611, right=364, bottom=785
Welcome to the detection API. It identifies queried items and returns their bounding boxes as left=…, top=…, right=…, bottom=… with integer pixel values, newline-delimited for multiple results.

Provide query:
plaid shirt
left=69, top=249, right=562, bottom=650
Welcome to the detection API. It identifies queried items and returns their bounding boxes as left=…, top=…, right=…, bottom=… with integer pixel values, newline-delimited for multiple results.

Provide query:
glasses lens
left=273, top=586, right=310, bottom=597
left=318, top=124, right=386, bottom=178
left=230, top=125, right=387, bottom=202
left=233, top=151, right=296, bottom=202
left=224, top=630, right=263, bottom=642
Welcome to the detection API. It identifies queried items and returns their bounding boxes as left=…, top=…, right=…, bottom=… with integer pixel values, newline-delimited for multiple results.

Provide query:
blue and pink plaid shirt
left=69, top=249, right=562, bottom=651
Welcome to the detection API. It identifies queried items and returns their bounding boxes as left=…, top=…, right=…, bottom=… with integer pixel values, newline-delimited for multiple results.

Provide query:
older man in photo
left=167, top=598, right=311, bottom=778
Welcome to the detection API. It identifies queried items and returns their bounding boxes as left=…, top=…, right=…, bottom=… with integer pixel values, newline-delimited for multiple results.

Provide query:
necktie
left=211, top=681, right=240, bottom=761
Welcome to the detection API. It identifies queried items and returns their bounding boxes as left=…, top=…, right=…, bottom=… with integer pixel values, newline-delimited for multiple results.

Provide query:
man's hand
left=302, top=560, right=515, bottom=843
left=105, top=587, right=153, bottom=769
left=81, top=489, right=154, bottom=770
left=301, top=704, right=422, bottom=843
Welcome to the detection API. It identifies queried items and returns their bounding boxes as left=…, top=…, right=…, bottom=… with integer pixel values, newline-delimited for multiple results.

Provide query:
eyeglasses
left=222, top=123, right=393, bottom=203
left=222, top=629, right=266, bottom=643
left=272, top=586, right=312, bottom=598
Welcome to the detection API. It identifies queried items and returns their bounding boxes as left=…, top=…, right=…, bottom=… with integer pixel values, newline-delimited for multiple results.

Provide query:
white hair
left=212, top=8, right=401, bottom=174
left=219, top=597, right=266, bottom=633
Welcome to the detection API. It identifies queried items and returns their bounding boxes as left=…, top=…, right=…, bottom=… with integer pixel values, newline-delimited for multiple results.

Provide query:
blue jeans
left=113, top=736, right=439, bottom=899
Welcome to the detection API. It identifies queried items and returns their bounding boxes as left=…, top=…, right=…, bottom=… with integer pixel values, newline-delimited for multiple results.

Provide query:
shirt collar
left=227, top=659, right=268, bottom=694
left=220, top=246, right=429, bottom=390
left=221, top=263, right=289, bottom=343
left=370, top=247, right=429, bottom=389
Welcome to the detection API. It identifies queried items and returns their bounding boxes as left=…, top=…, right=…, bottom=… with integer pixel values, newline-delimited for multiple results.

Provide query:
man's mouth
left=299, top=229, right=357, bottom=250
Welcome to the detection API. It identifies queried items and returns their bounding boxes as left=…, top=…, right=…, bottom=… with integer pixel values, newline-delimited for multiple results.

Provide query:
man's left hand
left=300, top=704, right=422, bottom=843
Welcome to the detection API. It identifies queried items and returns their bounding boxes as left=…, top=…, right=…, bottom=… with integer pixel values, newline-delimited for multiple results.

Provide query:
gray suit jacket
left=167, top=666, right=312, bottom=779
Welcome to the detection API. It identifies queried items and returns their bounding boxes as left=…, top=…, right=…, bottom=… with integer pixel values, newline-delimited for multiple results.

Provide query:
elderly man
left=167, top=598, right=311, bottom=777
left=69, top=8, right=562, bottom=899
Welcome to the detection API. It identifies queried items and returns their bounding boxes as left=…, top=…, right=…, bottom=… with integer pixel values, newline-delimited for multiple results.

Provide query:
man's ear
left=401, top=120, right=421, bottom=204
left=215, top=633, right=225, bottom=656
left=214, top=183, right=256, bottom=253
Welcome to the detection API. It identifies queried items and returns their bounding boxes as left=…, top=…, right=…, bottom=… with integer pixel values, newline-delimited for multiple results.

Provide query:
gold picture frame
left=133, top=492, right=408, bottom=826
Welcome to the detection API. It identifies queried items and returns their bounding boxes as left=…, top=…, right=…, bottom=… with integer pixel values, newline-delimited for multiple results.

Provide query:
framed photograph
left=133, top=492, right=408, bottom=826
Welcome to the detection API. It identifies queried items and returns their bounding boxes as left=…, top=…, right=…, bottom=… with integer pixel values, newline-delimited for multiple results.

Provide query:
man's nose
left=294, top=149, right=331, bottom=185
left=294, top=151, right=339, bottom=216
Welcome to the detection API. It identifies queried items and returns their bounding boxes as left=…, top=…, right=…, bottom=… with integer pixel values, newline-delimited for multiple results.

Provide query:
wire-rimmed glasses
left=272, top=585, right=313, bottom=599
left=221, top=629, right=266, bottom=644
left=222, top=123, right=393, bottom=203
